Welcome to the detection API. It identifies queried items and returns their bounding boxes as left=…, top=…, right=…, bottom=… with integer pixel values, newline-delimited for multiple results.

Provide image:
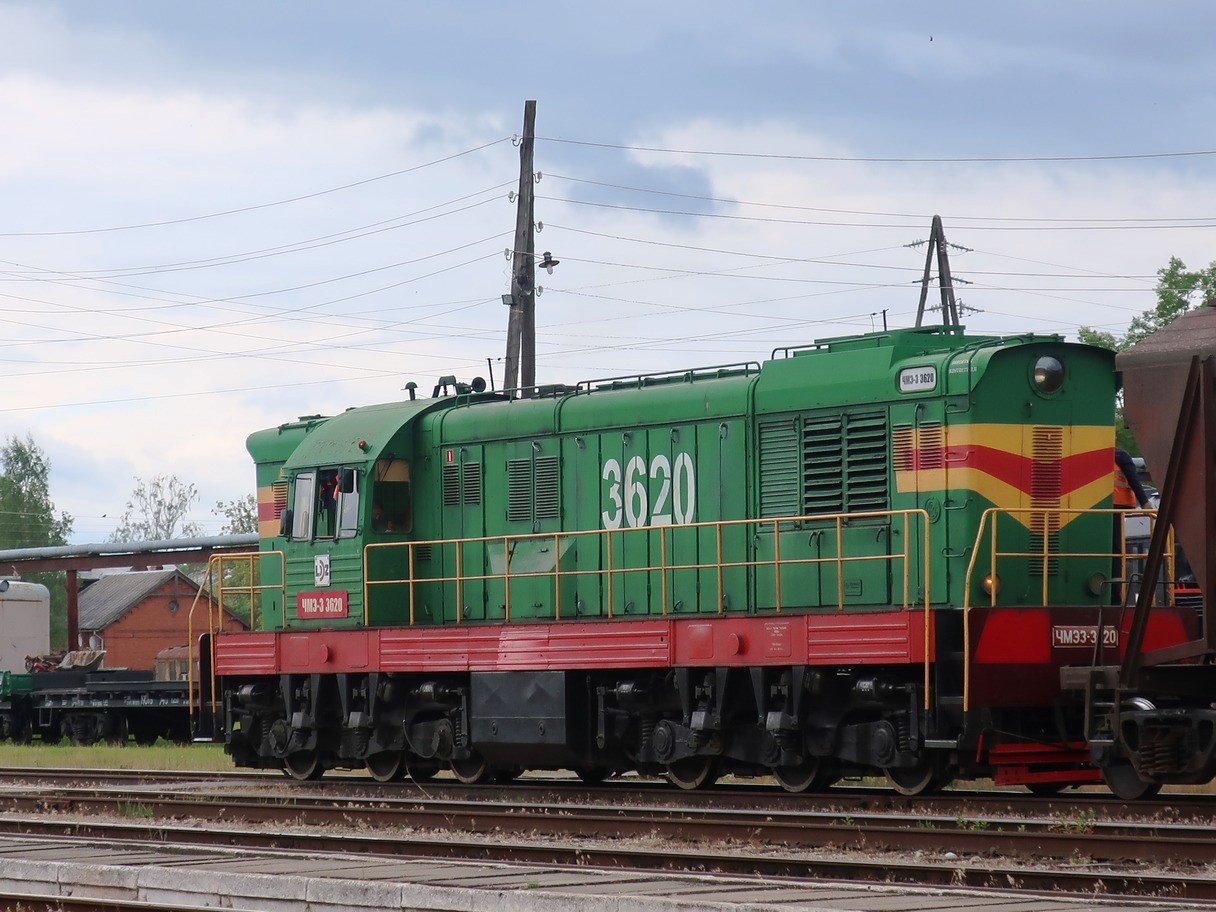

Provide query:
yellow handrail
left=363, top=509, right=930, bottom=620
left=960, top=507, right=1173, bottom=712
left=187, top=550, right=285, bottom=725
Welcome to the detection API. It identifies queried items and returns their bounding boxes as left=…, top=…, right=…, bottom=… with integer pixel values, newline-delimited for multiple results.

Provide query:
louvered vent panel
left=507, top=458, right=532, bottom=522
left=271, top=482, right=289, bottom=519
left=413, top=545, right=433, bottom=562
left=442, top=464, right=461, bottom=506
left=534, top=456, right=560, bottom=520
left=844, top=411, right=889, bottom=511
left=892, top=425, right=915, bottom=473
left=759, top=419, right=801, bottom=517
left=462, top=462, right=481, bottom=505
left=1029, top=425, right=1063, bottom=577
left=917, top=422, right=944, bottom=470
left=802, top=416, right=844, bottom=514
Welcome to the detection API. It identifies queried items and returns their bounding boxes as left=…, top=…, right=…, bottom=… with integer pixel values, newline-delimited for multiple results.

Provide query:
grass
left=0, top=740, right=235, bottom=771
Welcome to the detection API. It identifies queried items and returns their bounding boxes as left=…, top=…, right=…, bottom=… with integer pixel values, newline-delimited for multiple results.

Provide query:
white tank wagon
left=0, top=580, right=50, bottom=673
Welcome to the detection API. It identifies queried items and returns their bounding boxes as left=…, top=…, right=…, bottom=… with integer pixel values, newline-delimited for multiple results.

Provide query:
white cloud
left=0, top=5, right=1214, bottom=543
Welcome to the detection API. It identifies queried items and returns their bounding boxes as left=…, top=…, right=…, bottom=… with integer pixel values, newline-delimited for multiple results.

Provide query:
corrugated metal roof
left=78, top=569, right=195, bottom=631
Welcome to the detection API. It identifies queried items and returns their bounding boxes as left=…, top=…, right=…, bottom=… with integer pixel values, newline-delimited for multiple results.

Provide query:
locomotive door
left=602, top=430, right=654, bottom=616
left=894, top=405, right=945, bottom=608
left=440, top=446, right=488, bottom=621
left=597, top=425, right=715, bottom=617
left=661, top=423, right=710, bottom=615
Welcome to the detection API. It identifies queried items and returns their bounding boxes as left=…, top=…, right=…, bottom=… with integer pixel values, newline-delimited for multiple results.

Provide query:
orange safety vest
left=1113, top=463, right=1137, bottom=508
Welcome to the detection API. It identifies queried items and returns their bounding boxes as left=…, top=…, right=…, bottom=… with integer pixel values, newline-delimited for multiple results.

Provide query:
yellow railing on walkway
left=363, top=510, right=930, bottom=624
left=187, top=550, right=285, bottom=722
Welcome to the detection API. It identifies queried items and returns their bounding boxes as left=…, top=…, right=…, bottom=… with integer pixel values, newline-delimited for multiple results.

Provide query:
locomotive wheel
left=406, top=760, right=440, bottom=782
left=366, top=751, right=404, bottom=783
left=1102, top=761, right=1161, bottom=801
left=451, top=753, right=491, bottom=784
left=885, top=762, right=942, bottom=796
left=666, top=757, right=718, bottom=790
left=283, top=750, right=324, bottom=781
left=774, top=758, right=832, bottom=793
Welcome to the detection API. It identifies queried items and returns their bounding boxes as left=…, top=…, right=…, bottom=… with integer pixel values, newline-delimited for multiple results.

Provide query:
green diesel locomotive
left=203, top=325, right=1201, bottom=795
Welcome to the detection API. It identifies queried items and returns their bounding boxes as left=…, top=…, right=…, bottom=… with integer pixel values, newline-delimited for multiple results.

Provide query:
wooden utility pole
left=503, top=100, right=537, bottom=397
left=914, top=214, right=960, bottom=327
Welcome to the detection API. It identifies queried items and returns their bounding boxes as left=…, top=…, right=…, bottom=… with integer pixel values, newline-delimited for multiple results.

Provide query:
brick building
left=78, top=569, right=246, bottom=670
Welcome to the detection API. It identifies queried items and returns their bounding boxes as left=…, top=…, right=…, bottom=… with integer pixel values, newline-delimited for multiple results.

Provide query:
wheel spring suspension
left=65, top=715, right=92, bottom=743
left=639, top=718, right=656, bottom=754
left=1139, top=725, right=1188, bottom=777
left=894, top=715, right=914, bottom=753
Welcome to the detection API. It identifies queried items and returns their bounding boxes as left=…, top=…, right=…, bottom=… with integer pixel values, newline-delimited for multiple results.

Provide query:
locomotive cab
left=247, top=399, right=442, bottom=630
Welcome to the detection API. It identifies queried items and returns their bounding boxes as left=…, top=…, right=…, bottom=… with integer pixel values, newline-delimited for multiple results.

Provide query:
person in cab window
left=1114, top=448, right=1150, bottom=510
left=318, top=470, right=340, bottom=535
left=372, top=501, right=396, bottom=533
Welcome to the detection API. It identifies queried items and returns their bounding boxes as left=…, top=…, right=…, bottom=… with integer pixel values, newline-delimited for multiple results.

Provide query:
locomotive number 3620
left=601, top=453, right=696, bottom=529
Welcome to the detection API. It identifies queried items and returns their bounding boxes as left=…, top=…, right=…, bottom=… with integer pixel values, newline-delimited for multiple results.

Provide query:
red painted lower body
left=213, top=609, right=933, bottom=676
left=968, top=604, right=1199, bottom=707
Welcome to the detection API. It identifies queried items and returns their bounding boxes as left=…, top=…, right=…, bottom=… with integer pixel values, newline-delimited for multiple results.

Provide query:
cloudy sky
left=1, top=2, right=1214, bottom=543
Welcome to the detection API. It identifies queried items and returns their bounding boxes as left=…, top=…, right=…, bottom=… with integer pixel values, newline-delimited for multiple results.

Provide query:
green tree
left=209, top=494, right=259, bottom=626
left=0, top=434, right=74, bottom=649
left=1078, top=256, right=1216, bottom=453
left=109, top=474, right=202, bottom=542
left=1079, top=256, right=1216, bottom=352
left=214, top=495, right=257, bottom=535
left=0, top=435, right=73, bottom=549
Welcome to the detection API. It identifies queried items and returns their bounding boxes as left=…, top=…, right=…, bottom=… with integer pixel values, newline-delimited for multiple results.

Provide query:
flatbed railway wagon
left=0, top=581, right=191, bottom=746
left=196, top=325, right=1201, bottom=794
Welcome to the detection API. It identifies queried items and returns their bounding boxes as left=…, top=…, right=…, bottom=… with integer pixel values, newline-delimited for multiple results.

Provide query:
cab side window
left=290, top=468, right=359, bottom=540
left=337, top=469, right=359, bottom=538
left=290, top=472, right=316, bottom=540
left=370, top=457, right=412, bottom=534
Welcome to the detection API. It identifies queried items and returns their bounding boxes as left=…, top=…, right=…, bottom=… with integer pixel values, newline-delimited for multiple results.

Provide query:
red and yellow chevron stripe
left=894, top=424, right=1114, bottom=529
left=256, top=480, right=289, bottom=538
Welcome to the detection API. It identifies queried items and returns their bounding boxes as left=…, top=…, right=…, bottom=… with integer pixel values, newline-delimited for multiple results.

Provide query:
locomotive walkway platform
left=0, top=833, right=1206, bottom=912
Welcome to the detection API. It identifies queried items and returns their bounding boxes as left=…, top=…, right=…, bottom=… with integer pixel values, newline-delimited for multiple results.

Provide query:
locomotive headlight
left=982, top=573, right=1000, bottom=597
left=1032, top=355, right=1065, bottom=394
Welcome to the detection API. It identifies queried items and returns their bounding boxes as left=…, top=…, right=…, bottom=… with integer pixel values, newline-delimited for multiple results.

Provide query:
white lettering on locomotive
left=297, top=589, right=349, bottom=619
left=602, top=453, right=696, bottom=529
left=1051, top=625, right=1119, bottom=648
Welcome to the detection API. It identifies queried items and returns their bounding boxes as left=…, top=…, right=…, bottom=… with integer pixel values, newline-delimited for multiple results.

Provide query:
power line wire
left=546, top=173, right=1216, bottom=225
left=539, top=136, right=1216, bottom=164
left=0, top=138, right=511, bottom=237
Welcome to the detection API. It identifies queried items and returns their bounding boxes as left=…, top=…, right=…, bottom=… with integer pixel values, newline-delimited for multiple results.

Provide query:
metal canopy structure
left=0, top=534, right=259, bottom=650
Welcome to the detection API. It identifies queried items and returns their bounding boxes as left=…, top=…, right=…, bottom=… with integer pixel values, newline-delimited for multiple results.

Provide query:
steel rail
left=0, top=767, right=1213, bottom=821
left=0, top=818, right=1214, bottom=903
left=2, top=784, right=1216, bottom=865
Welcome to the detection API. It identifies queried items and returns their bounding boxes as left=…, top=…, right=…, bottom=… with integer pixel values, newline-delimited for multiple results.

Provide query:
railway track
left=2, top=765, right=1211, bottom=821
left=1, top=783, right=1211, bottom=864
left=0, top=815, right=1213, bottom=903
left=2, top=770, right=1216, bottom=901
